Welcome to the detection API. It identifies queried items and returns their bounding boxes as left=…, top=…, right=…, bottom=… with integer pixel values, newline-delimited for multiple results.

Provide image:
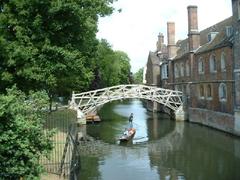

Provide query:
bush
left=0, top=86, right=53, bottom=179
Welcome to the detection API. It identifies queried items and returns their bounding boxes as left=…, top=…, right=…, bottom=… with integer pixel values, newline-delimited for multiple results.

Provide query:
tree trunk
left=49, top=94, right=53, bottom=112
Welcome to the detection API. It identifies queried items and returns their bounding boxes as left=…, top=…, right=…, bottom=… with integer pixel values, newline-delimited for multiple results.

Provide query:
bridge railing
left=71, top=84, right=183, bottom=115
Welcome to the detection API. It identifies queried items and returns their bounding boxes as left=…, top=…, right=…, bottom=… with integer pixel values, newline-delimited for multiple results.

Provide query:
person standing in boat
left=129, top=113, right=133, bottom=128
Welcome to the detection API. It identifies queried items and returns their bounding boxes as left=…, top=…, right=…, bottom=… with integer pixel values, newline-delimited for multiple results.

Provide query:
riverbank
left=41, top=173, right=66, bottom=180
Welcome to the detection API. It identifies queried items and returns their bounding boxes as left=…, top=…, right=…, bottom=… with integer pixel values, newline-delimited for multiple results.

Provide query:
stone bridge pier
left=175, top=106, right=187, bottom=121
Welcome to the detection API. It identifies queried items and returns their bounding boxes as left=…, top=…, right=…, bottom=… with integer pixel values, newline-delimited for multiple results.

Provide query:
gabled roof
left=175, top=39, right=189, bottom=59
left=147, top=51, right=160, bottom=65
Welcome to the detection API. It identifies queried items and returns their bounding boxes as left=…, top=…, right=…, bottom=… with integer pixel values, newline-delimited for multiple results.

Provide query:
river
left=78, top=99, right=240, bottom=180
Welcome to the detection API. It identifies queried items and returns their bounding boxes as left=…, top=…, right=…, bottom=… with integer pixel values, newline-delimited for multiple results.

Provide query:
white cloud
left=97, top=0, right=232, bottom=73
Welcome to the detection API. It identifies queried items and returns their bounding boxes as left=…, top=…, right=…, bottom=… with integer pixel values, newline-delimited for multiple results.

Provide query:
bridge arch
left=70, top=84, right=185, bottom=122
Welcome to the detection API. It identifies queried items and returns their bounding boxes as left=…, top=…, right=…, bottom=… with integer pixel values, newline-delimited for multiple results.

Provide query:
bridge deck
left=71, top=84, right=183, bottom=115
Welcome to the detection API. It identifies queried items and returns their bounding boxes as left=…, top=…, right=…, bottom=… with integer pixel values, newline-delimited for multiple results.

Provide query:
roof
left=174, top=16, right=233, bottom=59
left=195, top=29, right=233, bottom=55
left=199, top=16, right=232, bottom=45
left=175, top=39, right=189, bottom=59
left=148, top=51, right=160, bottom=65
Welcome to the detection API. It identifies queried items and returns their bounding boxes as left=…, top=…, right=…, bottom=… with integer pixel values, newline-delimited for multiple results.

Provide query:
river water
left=79, top=99, right=240, bottom=180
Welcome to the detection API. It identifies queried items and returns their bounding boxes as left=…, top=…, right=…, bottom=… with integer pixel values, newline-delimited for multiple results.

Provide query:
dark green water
left=79, top=99, right=240, bottom=180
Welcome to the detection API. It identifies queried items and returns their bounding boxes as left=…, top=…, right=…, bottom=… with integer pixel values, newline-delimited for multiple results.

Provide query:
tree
left=0, top=0, right=115, bottom=108
left=133, top=68, right=144, bottom=84
left=115, top=50, right=132, bottom=84
left=91, top=39, right=132, bottom=89
left=0, top=1, right=118, bottom=178
left=97, top=39, right=119, bottom=87
left=0, top=86, right=53, bottom=179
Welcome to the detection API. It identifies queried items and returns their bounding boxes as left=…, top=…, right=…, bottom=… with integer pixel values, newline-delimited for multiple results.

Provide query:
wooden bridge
left=70, top=84, right=186, bottom=123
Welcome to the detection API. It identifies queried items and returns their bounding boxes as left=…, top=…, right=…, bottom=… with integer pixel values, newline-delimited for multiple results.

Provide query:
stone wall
left=234, top=111, right=240, bottom=136
left=189, top=108, right=234, bottom=134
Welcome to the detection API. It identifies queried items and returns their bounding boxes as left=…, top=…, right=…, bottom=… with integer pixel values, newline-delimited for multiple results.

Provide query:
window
left=219, top=83, right=227, bottom=101
left=221, top=52, right=226, bottom=71
left=175, top=85, right=183, bottom=91
left=207, top=32, right=218, bottom=42
left=175, top=85, right=179, bottom=91
left=210, top=54, right=217, bottom=72
left=179, top=85, right=182, bottom=92
left=175, top=64, right=180, bottom=78
left=166, top=64, right=169, bottom=78
left=226, top=26, right=233, bottom=37
left=161, top=64, right=168, bottom=79
left=207, top=84, right=212, bottom=99
left=199, top=85, right=204, bottom=99
left=186, top=62, right=190, bottom=76
left=180, top=63, right=184, bottom=77
left=198, top=57, right=204, bottom=74
left=174, top=64, right=177, bottom=77
left=207, top=34, right=211, bottom=42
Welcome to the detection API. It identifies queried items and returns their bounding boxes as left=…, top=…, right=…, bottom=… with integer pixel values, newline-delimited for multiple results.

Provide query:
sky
left=97, top=0, right=232, bottom=73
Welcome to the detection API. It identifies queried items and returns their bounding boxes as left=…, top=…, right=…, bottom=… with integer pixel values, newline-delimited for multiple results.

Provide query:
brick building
left=232, top=0, right=240, bottom=135
left=145, top=33, right=168, bottom=112
left=145, top=1, right=240, bottom=136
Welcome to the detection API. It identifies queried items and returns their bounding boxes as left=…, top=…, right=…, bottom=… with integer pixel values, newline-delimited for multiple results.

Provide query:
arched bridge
left=70, top=84, right=185, bottom=121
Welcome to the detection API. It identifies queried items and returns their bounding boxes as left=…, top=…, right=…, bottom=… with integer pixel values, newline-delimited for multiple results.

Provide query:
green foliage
left=91, top=39, right=132, bottom=88
left=115, top=50, right=132, bottom=84
left=0, top=86, right=53, bottom=179
left=0, top=0, right=115, bottom=97
left=133, top=68, right=144, bottom=84
left=0, top=0, right=133, bottom=179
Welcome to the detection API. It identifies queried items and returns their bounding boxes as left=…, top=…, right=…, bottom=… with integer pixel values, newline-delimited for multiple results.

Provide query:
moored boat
left=119, top=128, right=136, bottom=142
left=86, top=114, right=101, bottom=123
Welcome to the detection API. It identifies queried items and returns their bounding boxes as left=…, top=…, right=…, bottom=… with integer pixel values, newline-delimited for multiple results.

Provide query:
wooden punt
left=86, top=114, right=101, bottom=123
left=119, top=128, right=136, bottom=142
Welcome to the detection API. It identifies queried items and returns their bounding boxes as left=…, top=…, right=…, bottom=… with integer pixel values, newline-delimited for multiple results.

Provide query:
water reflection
left=79, top=99, right=240, bottom=180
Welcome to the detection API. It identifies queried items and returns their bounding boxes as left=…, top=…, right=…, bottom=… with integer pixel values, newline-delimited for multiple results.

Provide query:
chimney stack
left=187, top=5, right=200, bottom=51
left=157, top=33, right=164, bottom=51
left=167, top=22, right=177, bottom=59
